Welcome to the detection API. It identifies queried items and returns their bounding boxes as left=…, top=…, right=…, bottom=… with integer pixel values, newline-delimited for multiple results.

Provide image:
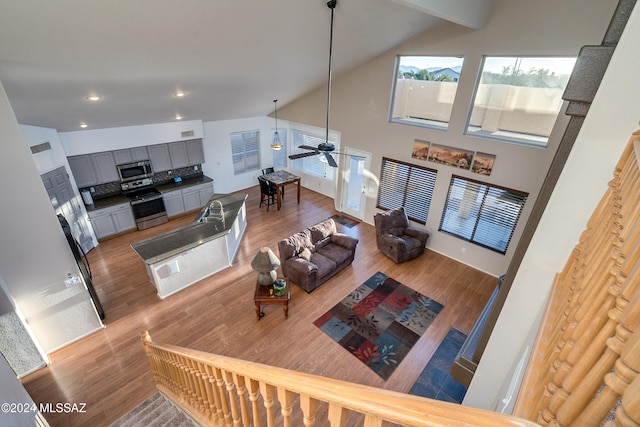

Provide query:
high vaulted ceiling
left=0, top=0, right=491, bottom=133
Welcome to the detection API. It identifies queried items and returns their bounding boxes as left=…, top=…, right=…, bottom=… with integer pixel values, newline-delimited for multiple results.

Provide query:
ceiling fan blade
left=298, top=145, right=320, bottom=151
left=325, top=153, right=338, bottom=167
left=289, top=152, right=318, bottom=160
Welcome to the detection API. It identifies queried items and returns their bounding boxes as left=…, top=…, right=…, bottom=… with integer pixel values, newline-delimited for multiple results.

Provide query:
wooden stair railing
left=513, top=130, right=640, bottom=426
left=141, top=331, right=538, bottom=427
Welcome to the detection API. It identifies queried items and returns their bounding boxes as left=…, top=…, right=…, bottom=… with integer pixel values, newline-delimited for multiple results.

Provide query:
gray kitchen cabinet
left=92, top=152, right=119, bottom=183
left=186, top=139, right=205, bottom=165
left=168, top=141, right=189, bottom=169
left=68, top=155, right=98, bottom=188
left=182, top=182, right=214, bottom=212
left=163, top=189, right=185, bottom=217
left=148, top=144, right=172, bottom=172
left=113, top=147, right=149, bottom=165
left=88, top=203, right=135, bottom=240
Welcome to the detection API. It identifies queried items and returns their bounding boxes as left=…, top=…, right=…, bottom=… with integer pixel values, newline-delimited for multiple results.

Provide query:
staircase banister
left=142, top=332, right=539, bottom=427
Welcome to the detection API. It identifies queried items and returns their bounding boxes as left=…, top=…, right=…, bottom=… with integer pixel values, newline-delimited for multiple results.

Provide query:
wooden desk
left=254, top=279, right=290, bottom=320
left=261, top=170, right=301, bottom=210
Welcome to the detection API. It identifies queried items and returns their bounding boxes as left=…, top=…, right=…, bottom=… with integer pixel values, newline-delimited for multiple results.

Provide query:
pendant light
left=271, top=99, right=283, bottom=151
left=324, top=0, right=336, bottom=151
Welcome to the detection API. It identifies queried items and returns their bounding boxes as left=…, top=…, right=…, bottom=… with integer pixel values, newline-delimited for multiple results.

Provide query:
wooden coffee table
left=254, top=278, right=290, bottom=320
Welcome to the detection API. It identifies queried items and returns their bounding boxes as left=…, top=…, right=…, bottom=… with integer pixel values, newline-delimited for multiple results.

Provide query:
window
left=439, top=175, right=528, bottom=254
left=271, top=129, right=288, bottom=168
left=390, top=55, right=464, bottom=130
left=466, top=56, right=576, bottom=147
left=377, top=157, right=437, bottom=224
left=230, top=130, right=260, bottom=175
left=290, top=129, right=335, bottom=180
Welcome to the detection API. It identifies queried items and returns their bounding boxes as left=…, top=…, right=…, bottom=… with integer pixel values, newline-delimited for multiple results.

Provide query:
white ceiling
left=0, top=0, right=491, bottom=133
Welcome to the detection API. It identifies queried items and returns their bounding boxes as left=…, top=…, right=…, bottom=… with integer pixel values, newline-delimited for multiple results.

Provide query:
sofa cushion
left=300, top=247, right=313, bottom=261
left=278, top=229, right=313, bottom=260
left=308, top=219, right=337, bottom=246
left=309, top=252, right=337, bottom=278
left=317, top=243, right=353, bottom=265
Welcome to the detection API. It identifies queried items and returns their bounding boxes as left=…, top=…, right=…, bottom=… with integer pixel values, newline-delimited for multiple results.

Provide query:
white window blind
left=291, top=130, right=335, bottom=180
left=231, top=130, right=260, bottom=175
left=439, top=175, right=528, bottom=254
left=377, top=157, right=437, bottom=224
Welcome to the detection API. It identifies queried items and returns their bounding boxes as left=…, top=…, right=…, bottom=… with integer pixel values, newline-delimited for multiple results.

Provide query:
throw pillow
left=300, top=247, right=312, bottom=261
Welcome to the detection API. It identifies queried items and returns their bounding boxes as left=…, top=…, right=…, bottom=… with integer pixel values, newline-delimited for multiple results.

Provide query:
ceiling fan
left=289, top=0, right=342, bottom=168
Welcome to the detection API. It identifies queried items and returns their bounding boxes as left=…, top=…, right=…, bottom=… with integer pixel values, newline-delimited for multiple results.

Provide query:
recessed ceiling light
left=80, top=123, right=88, bottom=128
left=175, top=114, right=183, bottom=120
left=86, top=95, right=102, bottom=101
left=175, top=91, right=185, bottom=97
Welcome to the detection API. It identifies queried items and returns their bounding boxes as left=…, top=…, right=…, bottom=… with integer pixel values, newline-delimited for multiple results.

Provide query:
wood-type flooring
left=21, top=185, right=498, bottom=426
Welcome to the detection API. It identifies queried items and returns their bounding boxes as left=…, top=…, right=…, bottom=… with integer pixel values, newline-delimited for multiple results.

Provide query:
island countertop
left=131, top=192, right=247, bottom=264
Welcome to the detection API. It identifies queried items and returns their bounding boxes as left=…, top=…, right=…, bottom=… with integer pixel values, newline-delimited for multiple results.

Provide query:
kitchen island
left=131, top=193, right=247, bottom=299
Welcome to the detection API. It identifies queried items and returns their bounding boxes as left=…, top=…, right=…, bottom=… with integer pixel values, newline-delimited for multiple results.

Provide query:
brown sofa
left=374, top=207, right=429, bottom=263
left=277, top=218, right=359, bottom=292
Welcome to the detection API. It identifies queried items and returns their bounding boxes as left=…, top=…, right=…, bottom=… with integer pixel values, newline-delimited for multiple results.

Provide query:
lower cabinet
left=163, top=189, right=185, bottom=218
left=88, top=202, right=136, bottom=240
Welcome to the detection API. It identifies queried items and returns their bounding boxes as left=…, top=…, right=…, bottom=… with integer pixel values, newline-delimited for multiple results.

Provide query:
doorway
left=340, top=148, right=371, bottom=220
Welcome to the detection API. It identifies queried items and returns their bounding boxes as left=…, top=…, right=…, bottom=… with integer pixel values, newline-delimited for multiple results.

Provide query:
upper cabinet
left=186, top=139, right=205, bottom=165
left=148, top=144, right=172, bottom=172
left=113, top=147, right=149, bottom=165
left=68, top=155, right=98, bottom=188
left=92, top=152, right=119, bottom=183
left=168, top=141, right=189, bottom=169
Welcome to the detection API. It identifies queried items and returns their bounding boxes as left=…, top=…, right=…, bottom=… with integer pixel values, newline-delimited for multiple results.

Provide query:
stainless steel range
left=121, top=178, right=168, bottom=230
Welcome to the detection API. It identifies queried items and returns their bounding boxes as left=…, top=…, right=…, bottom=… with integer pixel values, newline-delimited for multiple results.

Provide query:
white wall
left=59, top=119, right=204, bottom=155
left=465, top=2, right=640, bottom=411
left=0, top=82, right=103, bottom=354
left=278, top=0, right=617, bottom=276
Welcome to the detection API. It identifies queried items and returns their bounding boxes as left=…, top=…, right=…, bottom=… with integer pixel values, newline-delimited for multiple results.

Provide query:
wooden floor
left=21, top=185, right=498, bottom=426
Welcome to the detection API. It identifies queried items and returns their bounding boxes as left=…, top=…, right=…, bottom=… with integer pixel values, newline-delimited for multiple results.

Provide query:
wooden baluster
left=232, top=373, right=251, bottom=427
left=363, top=415, right=390, bottom=427
left=247, top=379, right=262, bottom=427
left=259, top=382, right=276, bottom=427
left=204, top=365, right=222, bottom=425
left=300, top=394, right=319, bottom=427
left=197, top=361, right=216, bottom=424
left=221, top=369, right=241, bottom=426
left=328, top=403, right=349, bottom=427
left=606, top=363, right=640, bottom=426
left=277, top=387, right=295, bottom=427
left=214, top=367, right=233, bottom=426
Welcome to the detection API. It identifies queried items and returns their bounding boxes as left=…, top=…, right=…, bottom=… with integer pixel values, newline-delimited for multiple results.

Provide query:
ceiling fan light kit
left=287, top=0, right=341, bottom=168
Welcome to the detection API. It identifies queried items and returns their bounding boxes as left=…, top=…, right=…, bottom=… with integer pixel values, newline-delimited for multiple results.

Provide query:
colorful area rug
left=314, top=271, right=444, bottom=380
left=331, top=214, right=359, bottom=228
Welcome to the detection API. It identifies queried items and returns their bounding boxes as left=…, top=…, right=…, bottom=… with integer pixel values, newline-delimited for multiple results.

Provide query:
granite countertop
left=86, top=175, right=214, bottom=212
left=131, top=192, right=247, bottom=265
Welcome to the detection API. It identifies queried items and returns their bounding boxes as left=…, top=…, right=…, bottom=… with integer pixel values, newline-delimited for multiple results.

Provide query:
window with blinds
left=377, top=157, right=437, bottom=224
left=231, top=130, right=260, bottom=175
left=439, top=175, right=528, bottom=254
left=290, top=130, right=335, bottom=180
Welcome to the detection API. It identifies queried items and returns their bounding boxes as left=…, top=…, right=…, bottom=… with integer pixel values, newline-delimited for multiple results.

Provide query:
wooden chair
left=258, top=177, right=277, bottom=211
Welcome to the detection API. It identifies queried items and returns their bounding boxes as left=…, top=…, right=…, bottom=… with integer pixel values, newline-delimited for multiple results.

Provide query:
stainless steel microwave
left=116, top=160, right=153, bottom=182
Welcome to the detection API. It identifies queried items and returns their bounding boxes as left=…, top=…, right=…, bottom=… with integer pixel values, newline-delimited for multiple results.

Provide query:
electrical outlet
left=194, top=165, right=199, bottom=171
left=64, top=275, right=82, bottom=288
left=168, top=170, right=172, bottom=175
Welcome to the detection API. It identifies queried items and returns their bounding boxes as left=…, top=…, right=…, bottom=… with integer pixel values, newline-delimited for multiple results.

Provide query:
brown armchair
left=374, top=207, right=429, bottom=263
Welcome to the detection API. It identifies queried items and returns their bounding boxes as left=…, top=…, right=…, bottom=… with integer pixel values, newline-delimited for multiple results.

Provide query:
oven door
left=130, top=196, right=168, bottom=230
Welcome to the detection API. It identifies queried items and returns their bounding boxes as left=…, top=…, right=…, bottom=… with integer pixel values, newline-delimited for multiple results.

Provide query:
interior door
left=41, top=166, right=95, bottom=253
left=340, top=148, right=371, bottom=220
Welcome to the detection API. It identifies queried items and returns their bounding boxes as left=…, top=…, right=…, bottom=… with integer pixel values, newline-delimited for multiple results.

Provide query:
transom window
left=290, top=129, right=335, bottom=180
left=439, top=175, right=528, bottom=254
left=466, top=56, right=576, bottom=147
left=390, top=55, right=464, bottom=130
left=377, top=157, right=437, bottom=224
left=230, top=130, right=260, bottom=175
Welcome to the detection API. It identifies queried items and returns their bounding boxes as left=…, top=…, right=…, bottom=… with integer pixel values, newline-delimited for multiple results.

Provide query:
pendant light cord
left=325, top=0, right=336, bottom=145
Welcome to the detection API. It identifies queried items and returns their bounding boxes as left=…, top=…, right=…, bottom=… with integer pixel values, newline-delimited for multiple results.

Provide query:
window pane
left=439, top=175, right=527, bottom=254
left=377, top=157, right=437, bottom=224
left=291, top=130, right=335, bottom=180
left=230, top=130, right=260, bottom=175
left=390, top=56, right=464, bottom=130
left=466, top=56, right=576, bottom=147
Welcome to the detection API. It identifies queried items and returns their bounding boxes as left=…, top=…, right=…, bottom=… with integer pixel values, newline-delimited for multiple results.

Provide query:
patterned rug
left=314, top=271, right=444, bottom=380
left=331, top=214, right=359, bottom=228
